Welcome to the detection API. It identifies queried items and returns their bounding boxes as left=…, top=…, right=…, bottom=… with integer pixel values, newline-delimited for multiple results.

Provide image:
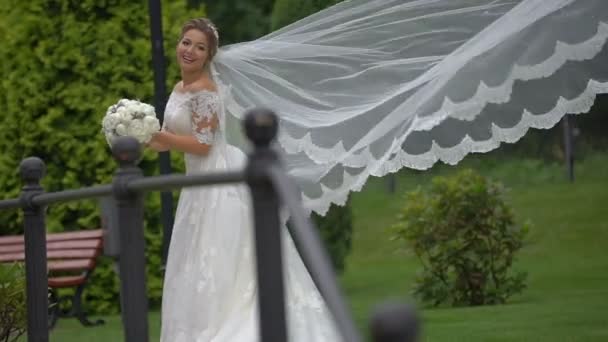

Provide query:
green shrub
left=0, top=263, right=26, bottom=342
left=311, top=200, right=353, bottom=273
left=393, top=169, right=529, bottom=307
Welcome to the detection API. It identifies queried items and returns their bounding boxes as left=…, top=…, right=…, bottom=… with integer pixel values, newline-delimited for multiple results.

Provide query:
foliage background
left=0, top=0, right=204, bottom=313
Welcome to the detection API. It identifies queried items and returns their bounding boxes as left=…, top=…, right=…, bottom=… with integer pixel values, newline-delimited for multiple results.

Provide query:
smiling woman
left=148, top=19, right=220, bottom=156
left=151, top=17, right=342, bottom=342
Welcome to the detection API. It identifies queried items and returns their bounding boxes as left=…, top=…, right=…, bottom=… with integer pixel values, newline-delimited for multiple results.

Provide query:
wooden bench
left=0, top=229, right=105, bottom=329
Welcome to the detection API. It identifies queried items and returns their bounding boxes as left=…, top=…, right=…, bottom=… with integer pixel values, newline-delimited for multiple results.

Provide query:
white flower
left=143, top=104, right=156, bottom=117
left=115, top=123, right=128, bottom=136
left=117, top=98, right=130, bottom=107
left=102, top=113, right=121, bottom=131
left=126, top=120, right=149, bottom=143
left=114, top=107, right=128, bottom=121
left=143, top=116, right=160, bottom=132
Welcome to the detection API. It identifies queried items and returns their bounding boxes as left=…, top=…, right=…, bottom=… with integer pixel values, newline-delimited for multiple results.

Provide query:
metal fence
left=0, top=109, right=419, bottom=342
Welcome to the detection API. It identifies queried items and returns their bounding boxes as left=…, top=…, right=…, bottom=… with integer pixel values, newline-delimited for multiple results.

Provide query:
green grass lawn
left=343, top=153, right=608, bottom=341
left=47, top=153, right=608, bottom=341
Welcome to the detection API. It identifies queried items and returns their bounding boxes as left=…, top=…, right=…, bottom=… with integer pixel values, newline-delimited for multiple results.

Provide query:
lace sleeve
left=188, top=91, right=219, bottom=145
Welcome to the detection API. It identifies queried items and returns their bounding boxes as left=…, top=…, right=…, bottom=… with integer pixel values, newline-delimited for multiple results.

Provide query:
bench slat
left=46, top=229, right=103, bottom=242
left=0, top=253, right=25, bottom=263
left=48, top=259, right=95, bottom=272
left=0, top=249, right=100, bottom=263
left=47, top=239, right=102, bottom=251
left=0, top=239, right=102, bottom=254
left=0, top=235, right=24, bottom=245
left=49, top=275, right=87, bottom=288
left=48, top=249, right=100, bottom=259
left=0, top=229, right=103, bottom=246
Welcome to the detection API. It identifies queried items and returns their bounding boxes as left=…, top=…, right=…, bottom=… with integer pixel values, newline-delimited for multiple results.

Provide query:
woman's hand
left=147, top=132, right=170, bottom=152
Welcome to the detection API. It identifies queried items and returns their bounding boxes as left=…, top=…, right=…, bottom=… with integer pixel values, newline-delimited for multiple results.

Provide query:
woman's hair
left=180, top=18, right=219, bottom=63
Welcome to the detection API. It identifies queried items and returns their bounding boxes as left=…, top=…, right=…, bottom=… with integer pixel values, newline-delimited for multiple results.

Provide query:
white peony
left=102, top=113, right=121, bottom=131
left=126, top=120, right=150, bottom=143
left=115, top=123, right=128, bottom=136
left=143, top=116, right=160, bottom=131
left=114, top=107, right=128, bottom=121
left=144, top=104, right=156, bottom=117
left=118, top=98, right=130, bottom=106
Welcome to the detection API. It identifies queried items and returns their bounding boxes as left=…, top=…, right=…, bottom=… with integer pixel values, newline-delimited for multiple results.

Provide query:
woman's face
left=176, top=29, right=210, bottom=72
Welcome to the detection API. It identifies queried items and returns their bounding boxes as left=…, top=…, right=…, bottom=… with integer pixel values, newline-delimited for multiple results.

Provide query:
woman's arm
left=149, top=130, right=212, bottom=155
left=149, top=114, right=219, bottom=156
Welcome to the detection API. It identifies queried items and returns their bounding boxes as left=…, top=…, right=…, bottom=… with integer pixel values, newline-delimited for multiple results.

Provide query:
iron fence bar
left=147, top=0, right=174, bottom=267
left=267, top=165, right=363, bottom=342
left=19, top=157, right=49, bottom=342
left=244, top=109, right=288, bottom=342
left=126, top=171, right=244, bottom=193
left=1, top=172, right=244, bottom=211
left=111, top=137, right=149, bottom=342
left=562, top=114, right=575, bottom=182
left=31, top=185, right=113, bottom=206
left=0, top=198, right=21, bottom=210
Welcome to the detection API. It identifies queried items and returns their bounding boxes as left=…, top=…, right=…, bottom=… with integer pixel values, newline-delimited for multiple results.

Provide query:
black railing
left=0, top=108, right=419, bottom=342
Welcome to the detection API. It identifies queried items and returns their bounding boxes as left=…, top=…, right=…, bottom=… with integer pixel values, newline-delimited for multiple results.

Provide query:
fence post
left=19, top=157, right=49, bottom=342
left=562, top=114, right=575, bottom=182
left=370, top=302, right=420, bottom=342
left=244, top=109, right=288, bottom=342
left=111, top=137, right=149, bottom=342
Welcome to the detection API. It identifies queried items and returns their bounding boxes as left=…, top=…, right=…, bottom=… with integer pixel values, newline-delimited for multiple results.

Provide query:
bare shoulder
left=174, top=79, right=217, bottom=94
left=189, top=79, right=218, bottom=93
left=172, top=82, right=183, bottom=93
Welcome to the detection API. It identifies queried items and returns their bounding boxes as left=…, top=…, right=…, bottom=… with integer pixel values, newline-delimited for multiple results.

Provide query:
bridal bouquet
left=101, top=99, right=160, bottom=146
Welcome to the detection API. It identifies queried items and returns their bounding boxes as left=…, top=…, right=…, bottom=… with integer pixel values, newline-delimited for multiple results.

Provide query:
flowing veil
left=211, top=0, right=608, bottom=215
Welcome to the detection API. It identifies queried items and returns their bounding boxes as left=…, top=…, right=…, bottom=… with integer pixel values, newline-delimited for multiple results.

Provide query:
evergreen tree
left=0, top=0, right=203, bottom=313
left=187, top=0, right=275, bottom=44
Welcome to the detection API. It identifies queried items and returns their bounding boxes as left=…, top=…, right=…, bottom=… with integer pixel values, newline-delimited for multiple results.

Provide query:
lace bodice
left=163, top=89, right=222, bottom=146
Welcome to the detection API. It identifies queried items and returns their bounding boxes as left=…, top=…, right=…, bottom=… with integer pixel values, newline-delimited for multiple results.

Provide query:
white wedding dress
left=159, top=88, right=341, bottom=341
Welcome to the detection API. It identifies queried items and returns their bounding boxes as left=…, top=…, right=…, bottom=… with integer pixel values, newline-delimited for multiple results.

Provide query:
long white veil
left=211, top=0, right=608, bottom=215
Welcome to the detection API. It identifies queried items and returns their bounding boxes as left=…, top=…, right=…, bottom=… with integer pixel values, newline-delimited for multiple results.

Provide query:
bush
left=0, top=263, right=26, bottom=342
left=393, top=169, right=529, bottom=307
left=311, top=200, right=353, bottom=273
left=0, top=0, right=202, bottom=314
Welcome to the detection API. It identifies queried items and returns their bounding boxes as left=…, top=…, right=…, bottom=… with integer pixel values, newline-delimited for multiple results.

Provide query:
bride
left=148, top=18, right=340, bottom=341
left=149, top=0, right=608, bottom=340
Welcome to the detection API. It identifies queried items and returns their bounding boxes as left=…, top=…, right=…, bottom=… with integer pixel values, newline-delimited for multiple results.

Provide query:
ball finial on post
left=370, top=302, right=420, bottom=342
left=244, top=108, right=278, bottom=148
left=19, top=157, right=46, bottom=186
left=111, top=136, right=142, bottom=167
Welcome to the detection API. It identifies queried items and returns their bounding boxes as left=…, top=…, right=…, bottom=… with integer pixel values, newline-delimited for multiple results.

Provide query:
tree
left=0, top=0, right=202, bottom=313
left=187, top=0, right=275, bottom=44
left=271, top=0, right=353, bottom=273
left=271, top=0, right=341, bottom=31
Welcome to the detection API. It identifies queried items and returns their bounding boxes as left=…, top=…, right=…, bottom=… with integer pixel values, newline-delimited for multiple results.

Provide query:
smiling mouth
left=182, top=56, right=195, bottom=63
